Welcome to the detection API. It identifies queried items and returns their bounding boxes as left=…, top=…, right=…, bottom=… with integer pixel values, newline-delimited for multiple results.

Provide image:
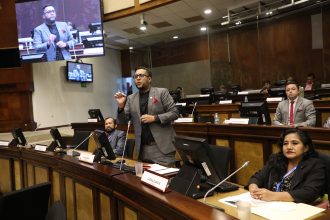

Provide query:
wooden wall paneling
left=52, top=171, right=61, bottom=203
left=26, top=162, right=35, bottom=187
left=65, top=177, right=76, bottom=220
left=75, top=182, right=95, bottom=220
left=0, top=158, right=12, bottom=193
left=13, top=159, right=23, bottom=190
left=34, top=166, right=49, bottom=184
left=229, top=25, right=259, bottom=90
left=323, top=6, right=330, bottom=82
left=100, top=192, right=111, bottom=220
left=234, top=141, right=264, bottom=186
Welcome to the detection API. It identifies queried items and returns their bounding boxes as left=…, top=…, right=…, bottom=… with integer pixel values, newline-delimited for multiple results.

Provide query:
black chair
left=72, top=130, right=92, bottom=150
left=319, top=153, right=330, bottom=203
left=125, top=139, right=135, bottom=159
left=209, top=145, right=232, bottom=178
left=0, top=182, right=51, bottom=220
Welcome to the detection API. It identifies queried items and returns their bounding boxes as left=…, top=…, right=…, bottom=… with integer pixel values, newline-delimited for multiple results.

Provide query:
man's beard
left=105, top=127, right=114, bottom=133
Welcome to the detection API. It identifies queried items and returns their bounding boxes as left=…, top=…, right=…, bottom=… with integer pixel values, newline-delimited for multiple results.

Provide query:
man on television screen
left=71, top=64, right=85, bottom=81
left=33, top=4, right=76, bottom=61
left=114, top=67, right=179, bottom=165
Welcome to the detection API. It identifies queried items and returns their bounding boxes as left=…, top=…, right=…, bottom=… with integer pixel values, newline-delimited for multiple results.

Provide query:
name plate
left=141, top=171, right=169, bottom=193
left=87, top=118, right=98, bottom=123
left=34, top=145, right=47, bottom=152
left=219, top=100, right=232, bottom=104
left=79, top=154, right=95, bottom=164
left=237, top=91, right=248, bottom=95
left=224, top=118, right=249, bottom=125
left=0, top=141, right=9, bottom=146
left=175, top=117, right=193, bottom=123
left=175, top=102, right=186, bottom=106
left=266, top=97, right=283, bottom=102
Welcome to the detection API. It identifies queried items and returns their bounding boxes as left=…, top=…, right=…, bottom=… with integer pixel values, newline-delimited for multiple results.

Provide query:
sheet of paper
left=219, top=192, right=325, bottom=220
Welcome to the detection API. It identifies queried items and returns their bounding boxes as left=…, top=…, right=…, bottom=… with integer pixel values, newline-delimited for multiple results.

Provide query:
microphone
left=119, top=120, right=131, bottom=170
left=191, top=102, right=197, bottom=117
left=203, top=161, right=250, bottom=203
left=68, top=132, right=94, bottom=157
left=26, top=123, right=42, bottom=147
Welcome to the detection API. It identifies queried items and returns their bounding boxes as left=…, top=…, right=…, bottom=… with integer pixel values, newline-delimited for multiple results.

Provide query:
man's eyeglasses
left=133, top=74, right=148, bottom=79
left=44, top=10, right=55, bottom=14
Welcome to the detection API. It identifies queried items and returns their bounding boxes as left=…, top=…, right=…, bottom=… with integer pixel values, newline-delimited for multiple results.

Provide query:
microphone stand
left=203, top=161, right=250, bottom=203
left=119, top=121, right=131, bottom=170
left=69, top=132, right=94, bottom=156
left=26, top=123, right=42, bottom=148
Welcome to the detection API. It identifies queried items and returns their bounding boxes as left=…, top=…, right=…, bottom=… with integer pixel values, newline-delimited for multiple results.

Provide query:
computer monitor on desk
left=48, top=128, right=67, bottom=151
left=169, top=136, right=238, bottom=198
left=239, top=101, right=271, bottom=125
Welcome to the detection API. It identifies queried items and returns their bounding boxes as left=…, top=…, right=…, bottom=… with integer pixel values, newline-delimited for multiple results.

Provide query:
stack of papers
left=219, top=192, right=325, bottom=220
left=146, top=164, right=179, bottom=176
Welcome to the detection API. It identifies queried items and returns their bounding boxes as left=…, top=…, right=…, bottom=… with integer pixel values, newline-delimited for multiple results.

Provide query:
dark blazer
left=117, top=87, right=179, bottom=159
left=304, top=81, right=321, bottom=90
left=248, top=155, right=326, bottom=203
left=34, top=21, right=76, bottom=61
left=273, top=96, right=316, bottom=127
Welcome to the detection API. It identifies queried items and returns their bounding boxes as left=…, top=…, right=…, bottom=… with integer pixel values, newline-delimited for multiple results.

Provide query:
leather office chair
left=72, top=130, right=92, bottom=150
left=318, top=153, right=330, bottom=209
left=124, top=139, right=135, bottom=159
left=0, top=182, right=51, bottom=220
left=209, top=145, right=232, bottom=178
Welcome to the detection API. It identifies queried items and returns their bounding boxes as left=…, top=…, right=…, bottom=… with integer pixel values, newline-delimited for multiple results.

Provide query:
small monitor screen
left=67, top=61, right=93, bottom=82
left=93, top=129, right=116, bottom=160
left=15, top=0, right=104, bottom=63
left=239, top=101, right=271, bottom=125
left=88, top=109, right=104, bottom=122
left=10, top=128, right=27, bottom=146
left=49, top=128, right=66, bottom=149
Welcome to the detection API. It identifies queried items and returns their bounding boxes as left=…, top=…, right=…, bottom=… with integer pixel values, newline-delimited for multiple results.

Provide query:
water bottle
left=244, top=96, right=248, bottom=102
left=214, top=113, right=220, bottom=124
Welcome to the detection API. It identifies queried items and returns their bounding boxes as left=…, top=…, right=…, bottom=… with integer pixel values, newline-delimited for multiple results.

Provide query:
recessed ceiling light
left=129, top=46, right=133, bottom=50
left=200, top=27, right=207, bottom=31
left=204, top=9, right=212, bottom=15
left=173, top=36, right=179, bottom=39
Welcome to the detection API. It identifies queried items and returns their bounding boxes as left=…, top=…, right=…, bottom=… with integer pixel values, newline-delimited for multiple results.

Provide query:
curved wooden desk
left=0, top=146, right=231, bottom=220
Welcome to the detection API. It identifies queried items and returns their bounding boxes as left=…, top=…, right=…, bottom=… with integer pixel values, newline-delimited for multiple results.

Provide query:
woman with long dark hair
left=248, top=128, right=326, bottom=203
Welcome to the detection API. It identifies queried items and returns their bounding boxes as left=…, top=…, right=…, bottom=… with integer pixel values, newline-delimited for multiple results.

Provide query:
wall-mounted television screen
left=15, top=0, right=104, bottom=63
left=67, top=61, right=93, bottom=82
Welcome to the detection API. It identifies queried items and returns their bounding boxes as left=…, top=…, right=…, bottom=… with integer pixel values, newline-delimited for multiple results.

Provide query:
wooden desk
left=201, top=188, right=330, bottom=220
left=0, top=146, right=230, bottom=220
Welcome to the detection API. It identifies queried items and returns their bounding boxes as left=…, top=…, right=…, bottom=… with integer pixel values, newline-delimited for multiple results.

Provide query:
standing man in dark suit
left=273, top=80, right=316, bottom=127
left=114, top=67, right=179, bottom=165
left=33, top=4, right=76, bottom=61
left=104, top=117, right=126, bottom=156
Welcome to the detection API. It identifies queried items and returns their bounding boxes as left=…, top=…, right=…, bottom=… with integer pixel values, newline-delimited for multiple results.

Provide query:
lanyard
left=276, top=166, right=297, bottom=192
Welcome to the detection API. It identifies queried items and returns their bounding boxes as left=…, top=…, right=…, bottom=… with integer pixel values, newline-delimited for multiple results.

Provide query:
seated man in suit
left=33, top=4, right=76, bottom=61
left=104, top=117, right=126, bottom=156
left=304, top=73, right=321, bottom=91
left=273, top=79, right=316, bottom=127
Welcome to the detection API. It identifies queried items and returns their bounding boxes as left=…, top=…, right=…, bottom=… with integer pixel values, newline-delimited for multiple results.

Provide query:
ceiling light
left=173, top=36, right=178, bottom=39
left=204, top=9, right=212, bottom=15
left=235, top=21, right=241, bottom=25
left=140, top=14, right=148, bottom=31
left=200, top=27, right=207, bottom=31
left=129, top=46, right=133, bottom=50
left=266, top=11, right=273, bottom=16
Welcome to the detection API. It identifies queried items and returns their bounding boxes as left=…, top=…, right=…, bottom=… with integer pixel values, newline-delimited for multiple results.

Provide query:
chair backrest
left=319, top=153, right=330, bottom=201
left=72, top=130, right=92, bottom=150
left=0, top=182, right=51, bottom=220
left=208, top=145, right=232, bottom=179
left=125, top=139, right=135, bottom=158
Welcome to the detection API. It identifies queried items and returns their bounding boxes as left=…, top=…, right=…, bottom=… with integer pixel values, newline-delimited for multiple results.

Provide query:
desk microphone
left=119, top=120, right=131, bottom=170
left=191, top=102, right=197, bottom=117
left=203, top=161, right=250, bottom=203
left=68, top=132, right=94, bottom=157
left=26, top=123, right=42, bottom=147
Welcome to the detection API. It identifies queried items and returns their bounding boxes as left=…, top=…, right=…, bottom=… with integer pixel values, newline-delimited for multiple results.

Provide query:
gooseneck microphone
left=191, top=102, right=197, bottom=117
left=119, top=120, right=131, bottom=170
left=68, top=132, right=94, bottom=157
left=203, top=161, right=250, bottom=203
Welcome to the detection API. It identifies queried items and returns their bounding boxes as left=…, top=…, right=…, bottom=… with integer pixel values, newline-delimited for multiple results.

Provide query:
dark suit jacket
left=248, top=155, right=326, bottom=203
left=34, top=21, right=76, bottom=61
left=273, top=96, right=316, bottom=127
left=117, top=87, right=179, bottom=160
